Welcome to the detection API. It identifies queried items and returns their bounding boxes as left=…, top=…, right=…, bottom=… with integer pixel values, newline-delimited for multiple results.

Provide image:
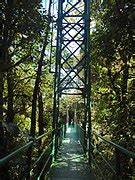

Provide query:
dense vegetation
left=91, top=0, right=134, bottom=178
left=92, top=0, right=134, bottom=143
left=0, top=0, right=134, bottom=179
left=0, top=0, right=54, bottom=178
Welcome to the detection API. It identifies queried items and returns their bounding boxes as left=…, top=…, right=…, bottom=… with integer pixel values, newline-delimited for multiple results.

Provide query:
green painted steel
left=37, top=155, right=52, bottom=179
left=0, top=141, right=34, bottom=166
left=0, top=130, right=52, bottom=166
left=93, top=132, right=135, bottom=158
left=76, top=124, right=135, bottom=180
left=0, top=130, right=54, bottom=180
left=52, top=0, right=91, bottom=166
left=0, top=123, right=134, bottom=179
left=90, top=142, right=116, bottom=174
left=0, top=125, right=65, bottom=179
left=91, top=153, right=106, bottom=179
left=31, top=141, right=53, bottom=169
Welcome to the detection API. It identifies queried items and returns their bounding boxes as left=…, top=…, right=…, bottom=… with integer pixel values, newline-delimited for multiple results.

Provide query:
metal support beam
left=84, top=0, right=91, bottom=166
left=53, top=0, right=91, bottom=163
left=52, top=0, right=63, bottom=159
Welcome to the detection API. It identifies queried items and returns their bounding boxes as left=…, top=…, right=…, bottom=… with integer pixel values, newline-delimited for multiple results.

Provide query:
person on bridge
left=68, top=110, right=74, bottom=126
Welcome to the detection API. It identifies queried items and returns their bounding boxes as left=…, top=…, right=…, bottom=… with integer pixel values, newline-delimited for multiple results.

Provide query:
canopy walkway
left=0, top=0, right=134, bottom=179
left=0, top=123, right=134, bottom=179
left=47, top=125, right=95, bottom=180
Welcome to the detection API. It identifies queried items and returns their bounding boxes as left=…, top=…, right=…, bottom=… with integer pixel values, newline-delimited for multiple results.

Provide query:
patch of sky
left=42, top=0, right=58, bottom=17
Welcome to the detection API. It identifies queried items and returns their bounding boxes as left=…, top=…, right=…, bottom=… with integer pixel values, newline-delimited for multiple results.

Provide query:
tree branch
left=107, top=68, right=121, bottom=101
left=2, top=55, right=31, bottom=72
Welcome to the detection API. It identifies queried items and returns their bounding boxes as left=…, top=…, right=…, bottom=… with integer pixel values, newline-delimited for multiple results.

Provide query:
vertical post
left=83, top=97, right=87, bottom=153
left=115, top=148, right=121, bottom=180
left=52, top=0, right=63, bottom=159
left=51, top=130, right=55, bottom=162
left=83, top=0, right=91, bottom=156
left=74, top=107, right=76, bottom=124
left=84, top=0, right=91, bottom=166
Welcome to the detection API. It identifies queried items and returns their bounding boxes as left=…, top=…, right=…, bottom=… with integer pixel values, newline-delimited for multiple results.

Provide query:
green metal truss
left=52, top=0, right=91, bottom=163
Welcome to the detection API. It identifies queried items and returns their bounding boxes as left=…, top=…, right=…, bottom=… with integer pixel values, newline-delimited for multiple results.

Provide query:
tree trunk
left=38, top=91, right=44, bottom=152
left=0, top=2, right=10, bottom=175
left=0, top=72, right=9, bottom=179
left=38, top=91, right=44, bottom=144
left=37, top=91, right=44, bottom=175
left=26, top=2, right=52, bottom=178
left=7, top=71, right=14, bottom=123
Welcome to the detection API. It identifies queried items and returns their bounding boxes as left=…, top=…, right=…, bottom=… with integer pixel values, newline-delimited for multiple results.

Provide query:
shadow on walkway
left=47, top=125, right=95, bottom=180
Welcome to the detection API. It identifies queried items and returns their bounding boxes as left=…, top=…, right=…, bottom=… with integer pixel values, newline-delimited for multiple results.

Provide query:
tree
left=91, top=1, right=134, bottom=178
left=0, top=0, right=48, bottom=178
left=25, top=1, right=53, bottom=178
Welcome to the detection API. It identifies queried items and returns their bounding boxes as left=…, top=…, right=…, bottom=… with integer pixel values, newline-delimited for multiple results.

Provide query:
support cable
left=49, top=0, right=56, bottom=73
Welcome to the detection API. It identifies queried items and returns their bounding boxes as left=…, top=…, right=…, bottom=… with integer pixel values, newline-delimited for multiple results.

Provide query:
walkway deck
left=47, top=125, right=95, bottom=180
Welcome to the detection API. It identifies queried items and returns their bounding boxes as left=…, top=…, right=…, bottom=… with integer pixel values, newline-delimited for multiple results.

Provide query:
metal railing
left=91, top=132, right=135, bottom=180
left=0, top=130, right=53, bottom=179
left=1, top=124, right=134, bottom=179
left=0, top=125, right=65, bottom=179
left=76, top=124, right=88, bottom=154
left=76, top=124, right=135, bottom=180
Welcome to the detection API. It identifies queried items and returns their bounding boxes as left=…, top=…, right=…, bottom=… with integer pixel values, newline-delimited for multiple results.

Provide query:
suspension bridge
left=0, top=0, right=134, bottom=179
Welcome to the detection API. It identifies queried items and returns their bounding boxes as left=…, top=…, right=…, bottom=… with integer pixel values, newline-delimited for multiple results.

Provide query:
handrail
left=76, top=125, right=135, bottom=159
left=36, top=129, right=53, bottom=141
left=0, top=140, right=34, bottom=166
left=91, top=153, right=105, bottom=179
left=0, top=125, right=65, bottom=180
left=93, top=132, right=135, bottom=158
left=76, top=124, right=135, bottom=179
left=37, top=155, right=52, bottom=180
left=31, top=141, right=53, bottom=169
left=90, top=142, right=116, bottom=174
left=76, top=124, right=85, bottom=131
left=0, top=130, right=54, bottom=166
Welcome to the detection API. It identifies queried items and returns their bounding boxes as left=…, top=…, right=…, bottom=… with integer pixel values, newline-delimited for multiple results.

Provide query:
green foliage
left=91, top=1, right=134, bottom=178
left=0, top=1, right=54, bottom=178
left=91, top=0, right=133, bottom=141
left=0, top=0, right=134, bottom=179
